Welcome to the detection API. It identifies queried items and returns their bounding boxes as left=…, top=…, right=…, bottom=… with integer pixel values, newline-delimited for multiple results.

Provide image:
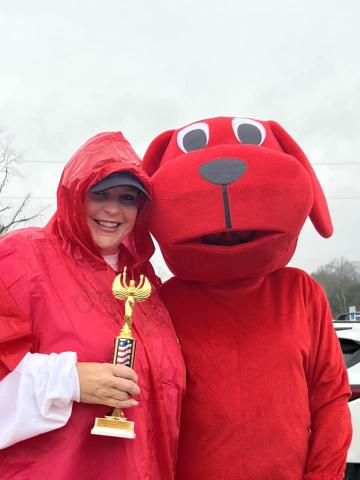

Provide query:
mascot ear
left=142, top=130, right=174, bottom=176
left=269, top=120, right=333, bottom=238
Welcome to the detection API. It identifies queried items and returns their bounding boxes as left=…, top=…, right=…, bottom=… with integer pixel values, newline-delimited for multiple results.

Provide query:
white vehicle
left=334, top=314, right=360, bottom=480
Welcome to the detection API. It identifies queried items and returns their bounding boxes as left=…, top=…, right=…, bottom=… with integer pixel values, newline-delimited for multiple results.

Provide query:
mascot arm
left=304, top=285, right=352, bottom=479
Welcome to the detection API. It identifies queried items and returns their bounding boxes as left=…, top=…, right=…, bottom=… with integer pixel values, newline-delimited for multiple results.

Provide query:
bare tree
left=0, top=128, right=46, bottom=235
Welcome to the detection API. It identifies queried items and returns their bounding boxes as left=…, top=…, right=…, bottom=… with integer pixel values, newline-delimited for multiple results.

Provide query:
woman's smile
left=93, top=219, right=122, bottom=231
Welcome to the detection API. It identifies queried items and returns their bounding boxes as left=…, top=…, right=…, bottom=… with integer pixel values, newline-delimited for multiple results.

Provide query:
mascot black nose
left=199, top=158, right=247, bottom=185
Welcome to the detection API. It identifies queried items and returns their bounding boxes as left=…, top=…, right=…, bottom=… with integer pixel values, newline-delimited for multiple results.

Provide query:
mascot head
left=143, top=116, right=332, bottom=282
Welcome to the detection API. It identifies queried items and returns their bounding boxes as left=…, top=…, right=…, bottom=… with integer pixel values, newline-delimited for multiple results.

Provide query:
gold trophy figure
left=91, top=267, right=152, bottom=438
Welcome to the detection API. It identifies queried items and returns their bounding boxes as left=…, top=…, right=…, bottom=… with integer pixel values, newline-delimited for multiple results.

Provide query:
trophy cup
left=91, top=267, right=152, bottom=439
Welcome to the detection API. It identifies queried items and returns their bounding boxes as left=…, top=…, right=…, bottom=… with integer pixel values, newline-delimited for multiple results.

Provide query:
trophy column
left=91, top=267, right=151, bottom=439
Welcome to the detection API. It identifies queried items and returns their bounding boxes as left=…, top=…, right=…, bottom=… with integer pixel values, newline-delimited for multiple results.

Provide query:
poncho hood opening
left=45, top=132, right=154, bottom=270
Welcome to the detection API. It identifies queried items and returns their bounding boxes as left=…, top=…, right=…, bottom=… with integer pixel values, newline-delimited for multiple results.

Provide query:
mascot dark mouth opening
left=201, top=231, right=256, bottom=246
left=199, top=230, right=280, bottom=246
left=175, top=231, right=283, bottom=247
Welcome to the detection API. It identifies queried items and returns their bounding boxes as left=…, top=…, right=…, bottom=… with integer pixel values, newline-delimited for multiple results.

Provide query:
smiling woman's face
left=84, top=185, right=141, bottom=255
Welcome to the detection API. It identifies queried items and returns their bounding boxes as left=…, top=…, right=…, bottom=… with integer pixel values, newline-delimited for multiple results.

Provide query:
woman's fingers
left=111, top=364, right=138, bottom=384
left=103, top=396, right=139, bottom=409
left=111, top=377, right=140, bottom=397
left=76, top=362, right=140, bottom=406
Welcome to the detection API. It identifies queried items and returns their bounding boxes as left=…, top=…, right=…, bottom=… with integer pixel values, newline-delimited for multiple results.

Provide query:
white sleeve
left=0, top=351, right=80, bottom=449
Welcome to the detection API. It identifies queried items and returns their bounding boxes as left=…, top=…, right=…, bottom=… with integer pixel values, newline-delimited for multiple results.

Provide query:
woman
left=0, top=132, right=185, bottom=480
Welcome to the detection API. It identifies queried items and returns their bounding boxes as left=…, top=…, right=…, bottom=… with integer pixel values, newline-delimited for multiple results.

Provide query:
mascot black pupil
left=237, top=123, right=262, bottom=144
left=183, top=129, right=207, bottom=151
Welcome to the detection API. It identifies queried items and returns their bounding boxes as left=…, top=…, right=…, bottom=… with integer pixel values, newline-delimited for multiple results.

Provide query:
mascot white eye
left=177, top=122, right=209, bottom=153
left=232, top=118, right=266, bottom=145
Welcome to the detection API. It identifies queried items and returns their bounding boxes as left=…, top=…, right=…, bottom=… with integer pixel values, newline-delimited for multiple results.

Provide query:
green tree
left=312, top=258, right=360, bottom=318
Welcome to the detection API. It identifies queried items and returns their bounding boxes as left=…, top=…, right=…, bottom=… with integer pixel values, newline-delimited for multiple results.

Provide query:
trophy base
left=91, top=417, right=136, bottom=439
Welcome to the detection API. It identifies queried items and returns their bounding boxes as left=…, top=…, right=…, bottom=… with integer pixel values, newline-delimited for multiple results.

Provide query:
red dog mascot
left=143, top=117, right=352, bottom=480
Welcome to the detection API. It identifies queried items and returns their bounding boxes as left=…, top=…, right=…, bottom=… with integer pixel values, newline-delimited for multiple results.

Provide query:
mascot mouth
left=201, top=231, right=257, bottom=246
left=177, top=230, right=281, bottom=247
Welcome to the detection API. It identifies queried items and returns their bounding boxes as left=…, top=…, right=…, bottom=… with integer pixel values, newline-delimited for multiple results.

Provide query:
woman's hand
left=76, top=362, right=140, bottom=409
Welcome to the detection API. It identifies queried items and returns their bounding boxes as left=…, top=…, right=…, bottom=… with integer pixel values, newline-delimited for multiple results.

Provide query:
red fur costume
left=143, top=117, right=352, bottom=480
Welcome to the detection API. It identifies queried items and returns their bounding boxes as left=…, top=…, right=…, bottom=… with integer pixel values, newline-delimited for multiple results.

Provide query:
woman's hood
left=45, top=132, right=154, bottom=269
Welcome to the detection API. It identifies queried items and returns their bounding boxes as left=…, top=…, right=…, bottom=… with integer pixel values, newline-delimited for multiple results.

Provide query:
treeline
left=311, top=257, right=360, bottom=319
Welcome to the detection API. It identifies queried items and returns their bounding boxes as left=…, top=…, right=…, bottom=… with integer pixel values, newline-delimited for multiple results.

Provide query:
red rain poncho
left=0, top=132, right=185, bottom=480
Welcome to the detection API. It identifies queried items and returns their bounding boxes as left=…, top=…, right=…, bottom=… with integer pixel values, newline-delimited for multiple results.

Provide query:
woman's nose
left=103, top=200, right=121, bottom=215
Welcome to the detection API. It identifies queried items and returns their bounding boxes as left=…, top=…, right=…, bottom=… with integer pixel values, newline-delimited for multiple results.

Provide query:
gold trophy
left=91, top=267, right=152, bottom=439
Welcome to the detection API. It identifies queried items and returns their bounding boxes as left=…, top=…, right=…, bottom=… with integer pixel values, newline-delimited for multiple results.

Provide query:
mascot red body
left=143, top=117, right=352, bottom=479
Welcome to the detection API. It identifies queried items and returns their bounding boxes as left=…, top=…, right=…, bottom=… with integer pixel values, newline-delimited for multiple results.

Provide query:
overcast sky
left=1, top=0, right=359, bottom=278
